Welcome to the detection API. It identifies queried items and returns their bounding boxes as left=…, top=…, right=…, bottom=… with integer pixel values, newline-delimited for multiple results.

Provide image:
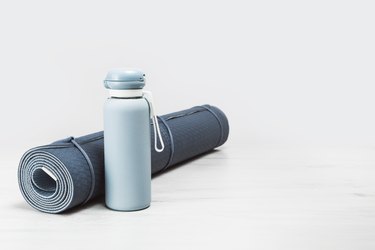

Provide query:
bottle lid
left=104, top=68, right=145, bottom=90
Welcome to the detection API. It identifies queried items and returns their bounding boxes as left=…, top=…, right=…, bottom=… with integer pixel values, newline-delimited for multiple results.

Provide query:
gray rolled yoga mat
left=18, top=105, right=229, bottom=213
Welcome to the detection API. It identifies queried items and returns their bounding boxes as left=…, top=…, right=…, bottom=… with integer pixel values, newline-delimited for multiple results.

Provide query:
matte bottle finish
left=104, top=97, right=151, bottom=211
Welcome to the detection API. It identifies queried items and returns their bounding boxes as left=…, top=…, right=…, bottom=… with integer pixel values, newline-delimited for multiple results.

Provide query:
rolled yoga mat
left=18, top=105, right=229, bottom=213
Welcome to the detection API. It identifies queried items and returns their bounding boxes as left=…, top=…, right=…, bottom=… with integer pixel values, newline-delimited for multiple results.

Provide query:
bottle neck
left=108, top=89, right=143, bottom=98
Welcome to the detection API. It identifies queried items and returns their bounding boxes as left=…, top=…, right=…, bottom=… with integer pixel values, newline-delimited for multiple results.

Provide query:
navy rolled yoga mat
left=18, top=105, right=229, bottom=213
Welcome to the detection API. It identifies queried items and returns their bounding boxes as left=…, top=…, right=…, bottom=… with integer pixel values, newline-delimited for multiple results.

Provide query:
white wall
left=1, top=0, right=374, bottom=154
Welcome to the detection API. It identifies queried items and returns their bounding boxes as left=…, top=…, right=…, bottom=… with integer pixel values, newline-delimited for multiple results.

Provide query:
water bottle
left=103, top=68, right=164, bottom=211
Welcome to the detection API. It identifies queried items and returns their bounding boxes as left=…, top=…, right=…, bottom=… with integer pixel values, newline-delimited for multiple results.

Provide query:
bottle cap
left=104, top=68, right=145, bottom=90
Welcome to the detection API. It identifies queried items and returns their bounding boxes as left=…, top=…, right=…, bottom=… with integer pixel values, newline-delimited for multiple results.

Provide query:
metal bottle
left=103, top=68, right=163, bottom=211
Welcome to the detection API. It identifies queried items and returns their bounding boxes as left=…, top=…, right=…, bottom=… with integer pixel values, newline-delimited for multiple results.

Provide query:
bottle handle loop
left=143, top=91, right=165, bottom=153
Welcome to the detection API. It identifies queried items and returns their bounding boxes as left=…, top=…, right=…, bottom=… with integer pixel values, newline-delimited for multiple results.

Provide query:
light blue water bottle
left=103, top=68, right=164, bottom=211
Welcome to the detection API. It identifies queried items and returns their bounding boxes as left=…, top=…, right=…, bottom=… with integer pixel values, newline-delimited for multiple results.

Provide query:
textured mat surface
left=18, top=105, right=229, bottom=213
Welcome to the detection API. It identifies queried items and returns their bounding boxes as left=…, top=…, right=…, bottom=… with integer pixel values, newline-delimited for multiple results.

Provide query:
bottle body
left=104, top=97, right=151, bottom=211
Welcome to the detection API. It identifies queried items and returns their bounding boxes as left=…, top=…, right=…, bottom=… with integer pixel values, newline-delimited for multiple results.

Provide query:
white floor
left=1, top=143, right=375, bottom=249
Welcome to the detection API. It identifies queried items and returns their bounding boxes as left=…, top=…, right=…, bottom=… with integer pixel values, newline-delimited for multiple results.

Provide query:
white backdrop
left=0, top=0, right=374, bottom=154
